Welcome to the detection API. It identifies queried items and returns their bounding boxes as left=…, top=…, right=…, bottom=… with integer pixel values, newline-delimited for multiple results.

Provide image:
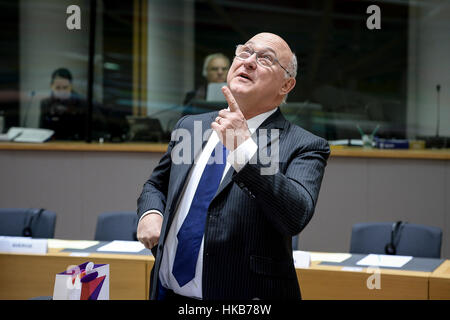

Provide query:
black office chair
left=94, top=211, right=139, bottom=241
left=350, top=221, right=442, bottom=258
left=0, top=208, right=57, bottom=238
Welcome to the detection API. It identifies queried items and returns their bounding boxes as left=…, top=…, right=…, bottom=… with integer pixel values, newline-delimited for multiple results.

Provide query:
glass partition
left=1, top=0, right=449, bottom=147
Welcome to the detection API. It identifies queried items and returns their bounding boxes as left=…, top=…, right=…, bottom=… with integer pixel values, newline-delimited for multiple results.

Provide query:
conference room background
left=2, top=0, right=449, bottom=142
left=0, top=1, right=449, bottom=258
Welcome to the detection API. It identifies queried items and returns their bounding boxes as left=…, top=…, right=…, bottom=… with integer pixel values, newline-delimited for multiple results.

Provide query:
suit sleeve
left=136, top=116, right=188, bottom=219
left=231, top=134, right=330, bottom=236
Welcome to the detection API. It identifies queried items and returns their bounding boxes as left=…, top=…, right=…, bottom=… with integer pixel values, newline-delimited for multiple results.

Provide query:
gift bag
left=53, top=261, right=110, bottom=300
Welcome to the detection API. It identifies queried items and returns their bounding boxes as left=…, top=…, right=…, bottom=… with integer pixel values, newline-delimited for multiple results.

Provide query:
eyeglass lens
left=236, top=45, right=275, bottom=67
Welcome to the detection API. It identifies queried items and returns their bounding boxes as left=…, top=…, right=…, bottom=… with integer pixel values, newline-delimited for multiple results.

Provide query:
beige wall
left=0, top=149, right=448, bottom=258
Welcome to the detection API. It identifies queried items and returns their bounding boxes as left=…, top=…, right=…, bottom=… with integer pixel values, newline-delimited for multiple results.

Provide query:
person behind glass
left=39, top=68, right=87, bottom=140
left=182, top=53, right=230, bottom=115
left=137, top=33, right=330, bottom=300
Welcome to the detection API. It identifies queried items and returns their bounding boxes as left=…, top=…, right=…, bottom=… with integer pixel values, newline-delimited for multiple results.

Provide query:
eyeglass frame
left=234, top=44, right=292, bottom=77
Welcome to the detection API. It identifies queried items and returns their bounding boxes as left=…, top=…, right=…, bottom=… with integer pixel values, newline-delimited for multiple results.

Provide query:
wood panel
left=0, top=142, right=167, bottom=153
left=429, top=260, right=450, bottom=300
left=1, top=142, right=450, bottom=159
left=330, top=146, right=450, bottom=160
left=0, top=252, right=154, bottom=300
left=1, top=250, right=448, bottom=300
left=296, top=262, right=430, bottom=300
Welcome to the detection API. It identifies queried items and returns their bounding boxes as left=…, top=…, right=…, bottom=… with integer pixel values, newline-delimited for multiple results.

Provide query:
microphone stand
left=436, top=84, right=440, bottom=138
left=426, top=84, right=446, bottom=148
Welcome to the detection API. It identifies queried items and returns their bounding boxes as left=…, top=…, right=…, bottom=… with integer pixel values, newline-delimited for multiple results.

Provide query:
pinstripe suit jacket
left=137, top=108, right=330, bottom=300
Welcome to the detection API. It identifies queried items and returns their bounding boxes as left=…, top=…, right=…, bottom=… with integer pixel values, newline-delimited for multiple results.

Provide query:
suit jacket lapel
left=168, top=112, right=217, bottom=216
left=257, top=107, right=286, bottom=133
left=253, top=108, right=286, bottom=161
left=214, top=164, right=235, bottom=199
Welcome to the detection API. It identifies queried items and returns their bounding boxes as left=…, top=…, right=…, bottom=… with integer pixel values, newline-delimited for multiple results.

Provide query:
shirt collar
left=225, top=107, right=278, bottom=135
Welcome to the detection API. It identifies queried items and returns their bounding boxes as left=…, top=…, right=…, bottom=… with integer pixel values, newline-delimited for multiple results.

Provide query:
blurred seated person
left=182, top=53, right=230, bottom=116
left=39, top=68, right=88, bottom=140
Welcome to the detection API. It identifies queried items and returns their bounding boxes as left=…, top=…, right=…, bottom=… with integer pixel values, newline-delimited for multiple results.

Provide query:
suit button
left=238, top=182, right=245, bottom=188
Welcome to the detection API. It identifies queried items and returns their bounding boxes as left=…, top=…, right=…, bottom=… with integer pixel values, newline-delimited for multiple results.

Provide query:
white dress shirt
left=139, top=107, right=277, bottom=299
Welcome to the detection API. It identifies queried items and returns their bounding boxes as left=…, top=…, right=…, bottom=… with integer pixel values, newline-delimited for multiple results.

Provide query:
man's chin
left=229, top=82, right=252, bottom=97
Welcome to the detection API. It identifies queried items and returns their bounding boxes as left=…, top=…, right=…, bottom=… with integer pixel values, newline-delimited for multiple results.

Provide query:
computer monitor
left=206, top=82, right=227, bottom=102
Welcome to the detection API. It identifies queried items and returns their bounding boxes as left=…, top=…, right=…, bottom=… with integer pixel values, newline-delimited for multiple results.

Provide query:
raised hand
left=211, top=86, right=251, bottom=151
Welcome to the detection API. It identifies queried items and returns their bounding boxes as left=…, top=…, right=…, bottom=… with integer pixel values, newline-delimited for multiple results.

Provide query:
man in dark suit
left=137, top=32, right=330, bottom=300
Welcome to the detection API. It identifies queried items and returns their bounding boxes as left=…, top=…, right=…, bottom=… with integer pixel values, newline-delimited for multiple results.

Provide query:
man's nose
left=243, top=53, right=257, bottom=70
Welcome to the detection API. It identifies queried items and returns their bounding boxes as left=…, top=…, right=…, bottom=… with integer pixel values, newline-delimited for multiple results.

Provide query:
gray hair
left=281, top=52, right=298, bottom=104
left=202, top=53, right=231, bottom=78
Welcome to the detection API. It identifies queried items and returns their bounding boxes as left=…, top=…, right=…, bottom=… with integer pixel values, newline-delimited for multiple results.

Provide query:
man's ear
left=279, top=77, right=296, bottom=96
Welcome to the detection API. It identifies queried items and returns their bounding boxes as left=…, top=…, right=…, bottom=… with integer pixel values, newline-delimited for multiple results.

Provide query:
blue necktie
left=172, top=142, right=228, bottom=287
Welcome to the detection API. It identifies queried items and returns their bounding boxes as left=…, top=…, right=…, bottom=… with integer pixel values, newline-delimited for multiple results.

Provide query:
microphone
left=436, top=84, right=441, bottom=138
left=22, top=90, right=36, bottom=127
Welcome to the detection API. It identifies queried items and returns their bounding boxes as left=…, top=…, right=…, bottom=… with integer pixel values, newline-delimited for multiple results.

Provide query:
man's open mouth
left=238, top=73, right=252, bottom=81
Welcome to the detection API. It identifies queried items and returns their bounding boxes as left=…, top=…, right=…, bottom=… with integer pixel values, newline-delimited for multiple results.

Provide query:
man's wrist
left=139, top=210, right=163, bottom=224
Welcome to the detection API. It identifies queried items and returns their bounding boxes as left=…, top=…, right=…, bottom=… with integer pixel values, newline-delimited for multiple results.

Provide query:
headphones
left=384, top=221, right=405, bottom=255
left=22, top=208, right=45, bottom=237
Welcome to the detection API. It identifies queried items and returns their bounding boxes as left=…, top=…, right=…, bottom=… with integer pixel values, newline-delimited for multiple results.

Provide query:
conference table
left=0, top=239, right=449, bottom=300
left=297, top=260, right=438, bottom=299
left=0, top=239, right=154, bottom=300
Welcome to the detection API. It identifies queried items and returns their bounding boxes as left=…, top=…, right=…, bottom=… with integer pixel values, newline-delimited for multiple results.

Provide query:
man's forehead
left=210, top=57, right=229, bottom=65
left=245, top=34, right=291, bottom=58
left=244, top=41, right=276, bottom=53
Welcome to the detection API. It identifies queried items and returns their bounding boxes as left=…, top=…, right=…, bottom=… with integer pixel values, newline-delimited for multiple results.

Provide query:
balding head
left=249, top=33, right=297, bottom=79
left=226, top=32, right=297, bottom=118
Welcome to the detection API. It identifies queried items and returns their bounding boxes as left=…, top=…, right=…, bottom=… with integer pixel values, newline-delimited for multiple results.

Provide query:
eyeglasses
left=235, top=44, right=292, bottom=77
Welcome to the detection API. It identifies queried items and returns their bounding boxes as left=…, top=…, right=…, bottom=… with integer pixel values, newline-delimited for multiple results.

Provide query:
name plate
left=0, top=236, right=48, bottom=254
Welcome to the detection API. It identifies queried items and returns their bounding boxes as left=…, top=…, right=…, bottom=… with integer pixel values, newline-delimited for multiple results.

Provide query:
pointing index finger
left=222, top=86, right=240, bottom=113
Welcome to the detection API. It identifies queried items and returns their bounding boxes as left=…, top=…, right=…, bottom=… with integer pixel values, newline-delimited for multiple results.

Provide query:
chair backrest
left=0, top=208, right=57, bottom=238
left=350, top=222, right=442, bottom=258
left=94, top=211, right=139, bottom=241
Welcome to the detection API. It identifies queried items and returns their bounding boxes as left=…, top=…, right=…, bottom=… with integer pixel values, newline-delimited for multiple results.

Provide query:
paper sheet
left=47, top=239, right=99, bottom=250
left=356, top=254, right=412, bottom=268
left=96, top=240, right=145, bottom=253
left=341, top=267, right=363, bottom=272
left=310, top=252, right=352, bottom=263
left=69, top=252, right=90, bottom=257
left=292, top=250, right=311, bottom=268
